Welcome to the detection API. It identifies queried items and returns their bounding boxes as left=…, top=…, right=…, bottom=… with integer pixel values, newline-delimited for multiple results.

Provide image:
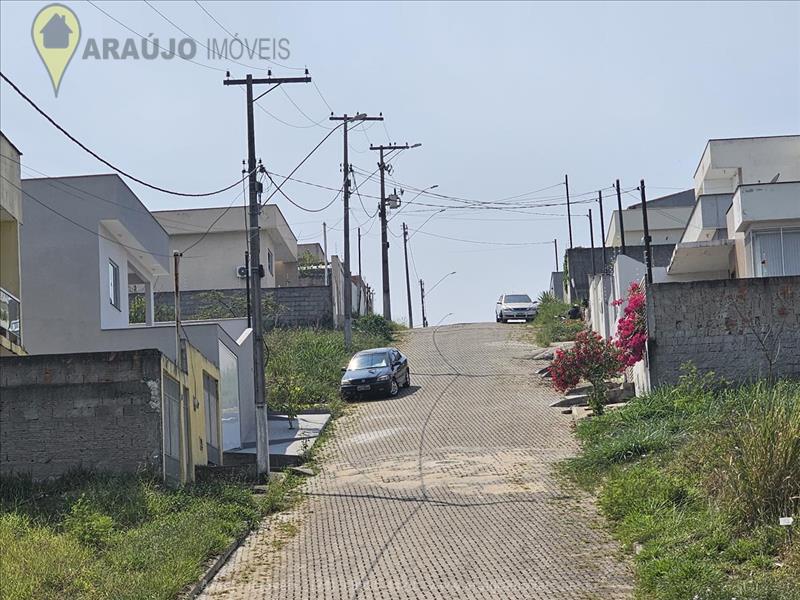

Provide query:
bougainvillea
left=550, top=330, right=624, bottom=415
left=613, top=282, right=647, bottom=367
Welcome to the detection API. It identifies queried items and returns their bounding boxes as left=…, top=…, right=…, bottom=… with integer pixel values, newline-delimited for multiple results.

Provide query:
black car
left=340, top=347, right=411, bottom=399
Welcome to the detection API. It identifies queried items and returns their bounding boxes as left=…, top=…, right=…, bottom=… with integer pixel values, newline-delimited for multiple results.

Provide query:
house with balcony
left=10, top=173, right=257, bottom=483
left=665, top=135, right=800, bottom=281
left=586, top=135, right=800, bottom=393
left=0, top=133, right=24, bottom=355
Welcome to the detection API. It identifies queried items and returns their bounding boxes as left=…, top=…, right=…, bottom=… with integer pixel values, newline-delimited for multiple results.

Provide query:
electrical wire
left=408, top=229, right=554, bottom=246
left=0, top=173, right=178, bottom=258
left=264, top=170, right=341, bottom=213
left=193, top=0, right=307, bottom=72
left=350, top=168, right=379, bottom=218
left=0, top=72, right=255, bottom=198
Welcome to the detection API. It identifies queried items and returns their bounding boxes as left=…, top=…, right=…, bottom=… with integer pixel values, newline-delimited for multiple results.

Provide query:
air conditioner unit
left=236, top=266, right=248, bottom=279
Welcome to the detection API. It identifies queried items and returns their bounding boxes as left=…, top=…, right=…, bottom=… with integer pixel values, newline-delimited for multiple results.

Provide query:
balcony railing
left=0, top=287, right=21, bottom=346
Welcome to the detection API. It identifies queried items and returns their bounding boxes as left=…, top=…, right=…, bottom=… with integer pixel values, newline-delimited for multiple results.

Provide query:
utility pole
left=244, top=250, right=251, bottom=328
left=322, top=222, right=329, bottom=286
left=173, top=251, right=183, bottom=371
left=357, top=226, right=362, bottom=277
left=598, top=190, right=607, bottom=267
left=615, top=179, right=626, bottom=255
left=332, top=114, right=384, bottom=348
left=640, top=179, right=653, bottom=284
left=370, top=142, right=421, bottom=321
left=553, top=239, right=559, bottom=271
left=402, top=223, right=413, bottom=328
left=224, top=70, right=311, bottom=480
left=419, top=279, right=428, bottom=328
left=565, top=174, right=573, bottom=249
left=588, top=209, right=596, bottom=275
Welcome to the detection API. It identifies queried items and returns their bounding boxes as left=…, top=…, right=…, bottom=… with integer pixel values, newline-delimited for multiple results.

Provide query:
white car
left=495, top=294, right=538, bottom=323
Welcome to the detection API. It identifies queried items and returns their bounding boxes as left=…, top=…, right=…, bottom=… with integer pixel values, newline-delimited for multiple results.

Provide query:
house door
left=162, top=375, right=181, bottom=486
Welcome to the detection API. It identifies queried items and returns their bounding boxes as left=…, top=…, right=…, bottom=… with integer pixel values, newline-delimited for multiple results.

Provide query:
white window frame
left=267, top=248, right=274, bottom=275
left=108, top=259, right=121, bottom=310
left=750, top=226, right=800, bottom=277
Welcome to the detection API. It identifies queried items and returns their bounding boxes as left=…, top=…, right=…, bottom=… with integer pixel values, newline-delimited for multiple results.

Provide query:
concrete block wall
left=566, top=244, right=676, bottom=303
left=647, top=276, right=800, bottom=386
left=155, top=285, right=334, bottom=329
left=0, top=349, right=164, bottom=480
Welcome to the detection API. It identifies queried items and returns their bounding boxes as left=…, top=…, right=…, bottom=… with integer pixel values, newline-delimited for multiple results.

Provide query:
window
left=267, top=248, right=274, bottom=275
left=108, top=260, right=120, bottom=309
left=752, top=228, right=800, bottom=277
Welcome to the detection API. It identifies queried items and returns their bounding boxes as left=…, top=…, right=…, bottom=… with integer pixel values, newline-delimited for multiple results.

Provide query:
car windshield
left=505, top=295, right=532, bottom=303
left=349, top=352, right=389, bottom=370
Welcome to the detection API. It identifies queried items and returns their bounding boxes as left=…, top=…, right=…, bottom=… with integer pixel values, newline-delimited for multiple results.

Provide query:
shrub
left=612, top=281, right=647, bottom=367
left=353, top=314, right=398, bottom=340
left=63, top=496, right=116, bottom=549
left=550, top=330, right=624, bottom=415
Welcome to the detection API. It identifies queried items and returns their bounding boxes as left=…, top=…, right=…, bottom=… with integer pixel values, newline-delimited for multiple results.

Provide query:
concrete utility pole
left=615, top=179, right=626, bottom=255
left=597, top=190, right=607, bottom=267
left=370, top=143, right=421, bottom=321
left=553, top=239, right=559, bottom=271
left=322, top=222, right=329, bottom=286
left=565, top=174, right=573, bottom=249
left=173, top=251, right=183, bottom=371
left=588, top=209, right=596, bottom=275
left=331, top=114, right=384, bottom=348
left=224, top=70, right=311, bottom=480
left=640, top=179, right=653, bottom=284
left=419, top=279, right=428, bottom=328
left=402, top=223, right=413, bottom=328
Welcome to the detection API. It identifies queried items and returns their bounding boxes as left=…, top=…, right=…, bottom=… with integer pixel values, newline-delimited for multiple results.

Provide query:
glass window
left=783, top=230, right=800, bottom=276
left=505, top=294, right=532, bottom=303
left=349, top=352, right=389, bottom=369
left=204, top=373, right=219, bottom=448
left=108, top=260, right=120, bottom=309
left=268, top=249, right=274, bottom=275
left=753, top=229, right=800, bottom=277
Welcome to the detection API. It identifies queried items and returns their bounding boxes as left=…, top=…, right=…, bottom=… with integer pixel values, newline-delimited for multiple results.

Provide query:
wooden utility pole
left=640, top=179, right=653, bottom=284
left=224, top=70, right=311, bottom=479
left=331, top=114, right=384, bottom=348
left=402, top=223, right=413, bottom=328
left=615, top=179, right=626, bottom=255
left=369, top=143, right=421, bottom=321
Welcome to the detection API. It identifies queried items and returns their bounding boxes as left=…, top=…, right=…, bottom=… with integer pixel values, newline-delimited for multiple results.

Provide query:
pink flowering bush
left=550, top=330, right=624, bottom=415
left=613, top=282, right=647, bottom=367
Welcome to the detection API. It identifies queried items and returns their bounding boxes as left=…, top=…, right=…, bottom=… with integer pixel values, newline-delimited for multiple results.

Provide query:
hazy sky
left=2, top=1, right=798, bottom=325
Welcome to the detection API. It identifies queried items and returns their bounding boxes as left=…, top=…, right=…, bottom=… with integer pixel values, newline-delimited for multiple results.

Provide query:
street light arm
left=428, top=271, right=456, bottom=294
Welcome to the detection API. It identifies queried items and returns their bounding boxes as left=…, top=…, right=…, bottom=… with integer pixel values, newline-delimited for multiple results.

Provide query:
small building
left=0, top=133, right=24, bottom=356
left=13, top=174, right=255, bottom=483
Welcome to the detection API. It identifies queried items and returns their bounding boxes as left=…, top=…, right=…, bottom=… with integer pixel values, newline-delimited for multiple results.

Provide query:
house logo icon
left=31, top=4, right=81, bottom=96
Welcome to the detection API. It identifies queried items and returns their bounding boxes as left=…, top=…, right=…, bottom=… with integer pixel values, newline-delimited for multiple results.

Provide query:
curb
left=184, top=529, right=250, bottom=599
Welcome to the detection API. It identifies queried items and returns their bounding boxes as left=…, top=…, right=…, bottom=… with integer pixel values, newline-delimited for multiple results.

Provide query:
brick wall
left=566, top=245, right=675, bottom=303
left=155, top=285, right=334, bottom=329
left=647, top=276, right=800, bottom=386
left=0, top=349, right=164, bottom=480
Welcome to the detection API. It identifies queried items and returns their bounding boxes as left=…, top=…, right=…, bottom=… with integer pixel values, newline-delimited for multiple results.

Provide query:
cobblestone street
left=201, top=323, right=633, bottom=599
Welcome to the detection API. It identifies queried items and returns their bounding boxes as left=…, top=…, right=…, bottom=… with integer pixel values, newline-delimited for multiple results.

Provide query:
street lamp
left=429, top=271, right=456, bottom=294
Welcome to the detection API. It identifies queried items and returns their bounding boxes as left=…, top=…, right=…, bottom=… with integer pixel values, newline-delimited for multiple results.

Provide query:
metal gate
left=163, top=374, right=181, bottom=485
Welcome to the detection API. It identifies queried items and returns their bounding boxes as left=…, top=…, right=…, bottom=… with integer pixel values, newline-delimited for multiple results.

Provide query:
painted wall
left=20, top=175, right=169, bottom=355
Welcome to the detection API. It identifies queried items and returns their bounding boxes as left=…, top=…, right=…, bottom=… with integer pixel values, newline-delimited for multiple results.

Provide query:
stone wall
left=155, top=285, right=334, bottom=329
left=0, top=349, right=164, bottom=480
left=566, top=244, right=675, bottom=303
left=647, top=276, right=800, bottom=387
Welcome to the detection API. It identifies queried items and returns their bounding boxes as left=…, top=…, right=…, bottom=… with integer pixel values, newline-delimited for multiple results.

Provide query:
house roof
left=625, top=188, right=695, bottom=210
left=0, top=131, right=23, bottom=156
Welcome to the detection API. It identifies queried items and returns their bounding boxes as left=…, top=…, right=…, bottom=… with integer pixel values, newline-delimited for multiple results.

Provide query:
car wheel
left=403, top=370, right=411, bottom=388
left=389, top=378, right=399, bottom=397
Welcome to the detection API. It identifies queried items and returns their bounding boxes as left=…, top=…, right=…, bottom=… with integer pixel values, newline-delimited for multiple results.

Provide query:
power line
left=264, top=170, right=341, bottom=213
left=86, top=0, right=225, bottom=72
left=193, top=0, right=306, bottom=72
left=0, top=72, right=255, bottom=197
left=408, top=229, right=554, bottom=246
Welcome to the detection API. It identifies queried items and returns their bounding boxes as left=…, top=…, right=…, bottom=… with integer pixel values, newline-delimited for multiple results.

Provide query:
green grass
left=563, top=370, right=800, bottom=599
left=527, top=296, right=583, bottom=346
left=0, top=471, right=299, bottom=600
left=266, top=315, right=400, bottom=417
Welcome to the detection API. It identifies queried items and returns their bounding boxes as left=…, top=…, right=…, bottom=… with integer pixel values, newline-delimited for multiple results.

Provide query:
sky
left=1, top=1, right=799, bottom=326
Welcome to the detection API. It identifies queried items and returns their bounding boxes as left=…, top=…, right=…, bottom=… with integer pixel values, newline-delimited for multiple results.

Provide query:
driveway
left=201, top=323, right=633, bottom=599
